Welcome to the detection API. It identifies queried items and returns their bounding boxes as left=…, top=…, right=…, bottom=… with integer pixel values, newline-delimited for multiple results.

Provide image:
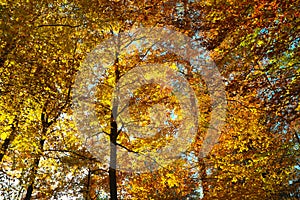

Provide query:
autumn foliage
left=0, top=0, right=299, bottom=199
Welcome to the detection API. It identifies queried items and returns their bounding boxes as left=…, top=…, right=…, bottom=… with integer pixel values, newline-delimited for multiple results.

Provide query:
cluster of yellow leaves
left=201, top=94, right=297, bottom=199
left=121, top=159, right=199, bottom=199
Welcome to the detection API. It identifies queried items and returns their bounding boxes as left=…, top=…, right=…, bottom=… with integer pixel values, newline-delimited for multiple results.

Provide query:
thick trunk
left=109, top=167, right=117, bottom=200
left=109, top=55, right=120, bottom=200
left=109, top=120, right=118, bottom=200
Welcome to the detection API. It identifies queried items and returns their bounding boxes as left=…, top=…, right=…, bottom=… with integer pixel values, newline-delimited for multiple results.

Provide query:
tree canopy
left=0, top=0, right=299, bottom=199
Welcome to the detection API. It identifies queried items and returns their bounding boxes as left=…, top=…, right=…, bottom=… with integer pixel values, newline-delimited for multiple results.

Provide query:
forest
left=0, top=0, right=299, bottom=199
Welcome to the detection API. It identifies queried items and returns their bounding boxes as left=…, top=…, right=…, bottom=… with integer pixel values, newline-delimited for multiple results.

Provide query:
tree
left=180, top=0, right=299, bottom=198
left=0, top=0, right=298, bottom=199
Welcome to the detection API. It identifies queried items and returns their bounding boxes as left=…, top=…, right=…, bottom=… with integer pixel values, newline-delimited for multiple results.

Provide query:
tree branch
left=37, top=24, right=85, bottom=28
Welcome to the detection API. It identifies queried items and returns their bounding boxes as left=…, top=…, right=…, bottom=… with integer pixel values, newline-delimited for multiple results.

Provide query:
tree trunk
left=0, top=135, right=13, bottom=162
left=85, top=168, right=92, bottom=200
left=109, top=119, right=118, bottom=200
left=108, top=53, right=121, bottom=200
left=23, top=139, right=45, bottom=200
left=0, top=119, right=17, bottom=162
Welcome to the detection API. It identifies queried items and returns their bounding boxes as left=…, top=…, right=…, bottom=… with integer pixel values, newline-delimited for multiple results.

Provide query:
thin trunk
left=23, top=139, right=45, bottom=200
left=0, top=119, right=17, bottom=162
left=85, top=168, right=92, bottom=200
left=198, top=158, right=208, bottom=198
left=0, top=135, right=13, bottom=162
left=24, top=185, right=34, bottom=200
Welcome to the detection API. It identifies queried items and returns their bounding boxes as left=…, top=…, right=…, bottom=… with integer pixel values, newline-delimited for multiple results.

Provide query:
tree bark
left=24, top=139, right=45, bottom=200
left=0, top=134, right=13, bottom=162
left=109, top=119, right=118, bottom=200
left=0, top=119, right=17, bottom=162
left=85, top=168, right=92, bottom=200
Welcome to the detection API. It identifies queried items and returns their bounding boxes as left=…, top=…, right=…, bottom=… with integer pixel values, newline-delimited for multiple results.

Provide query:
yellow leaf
left=232, top=177, right=237, bottom=183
